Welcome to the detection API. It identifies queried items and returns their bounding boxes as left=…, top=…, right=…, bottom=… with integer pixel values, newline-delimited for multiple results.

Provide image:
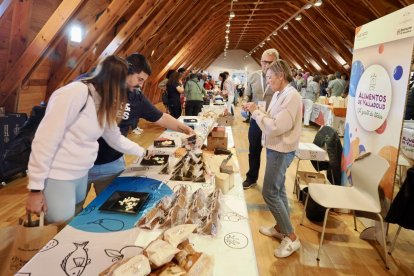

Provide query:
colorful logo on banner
left=355, top=64, right=392, bottom=132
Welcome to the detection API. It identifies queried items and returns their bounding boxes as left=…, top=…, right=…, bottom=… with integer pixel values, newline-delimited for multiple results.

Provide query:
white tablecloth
left=401, top=123, right=414, bottom=161
left=310, top=103, right=346, bottom=136
left=19, top=118, right=259, bottom=276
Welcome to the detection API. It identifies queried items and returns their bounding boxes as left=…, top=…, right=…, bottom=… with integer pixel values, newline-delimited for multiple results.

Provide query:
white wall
left=206, top=49, right=261, bottom=82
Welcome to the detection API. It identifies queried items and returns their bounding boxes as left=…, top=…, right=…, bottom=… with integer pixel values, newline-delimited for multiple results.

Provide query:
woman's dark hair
left=313, top=75, right=321, bottom=83
left=167, top=71, right=181, bottom=85
left=219, top=72, right=227, bottom=91
left=82, top=55, right=128, bottom=127
left=166, top=69, right=176, bottom=79
left=190, top=73, right=198, bottom=80
left=126, top=53, right=152, bottom=75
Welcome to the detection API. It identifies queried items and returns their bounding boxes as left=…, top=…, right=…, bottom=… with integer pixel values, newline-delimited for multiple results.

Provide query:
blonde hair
left=266, top=59, right=293, bottom=82
left=262, top=48, right=279, bottom=60
left=82, top=55, right=128, bottom=127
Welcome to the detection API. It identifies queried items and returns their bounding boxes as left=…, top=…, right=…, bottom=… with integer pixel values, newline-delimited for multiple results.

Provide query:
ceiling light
left=314, top=0, right=322, bottom=7
left=283, top=24, right=288, bottom=30
left=321, top=58, right=328, bottom=65
left=267, top=37, right=271, bottom=41
left=295, top=14, right=302, bottom=21
left=226, top=22, right=230, bottom=27
left=304, top=3, right=312, bottom=9
left=225, top=29, right=230, bottom=34
left=273, top=31, right=278, bottom=36
left=230, top=11, right=235, bottom=18
left=70, top=25, right=83, bottom=43
left=260, top=45, right=264, bottom=48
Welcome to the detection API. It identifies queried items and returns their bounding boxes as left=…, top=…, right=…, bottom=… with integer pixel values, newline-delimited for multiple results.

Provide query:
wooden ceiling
left=0, top=0, right=413, bottom=113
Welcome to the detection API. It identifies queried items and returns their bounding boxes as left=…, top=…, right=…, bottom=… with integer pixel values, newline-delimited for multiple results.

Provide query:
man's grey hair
left=262, top=48, right=279, bottom=59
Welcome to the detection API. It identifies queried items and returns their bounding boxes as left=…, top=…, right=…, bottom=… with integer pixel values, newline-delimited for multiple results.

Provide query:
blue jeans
left=88, top=157, right=126, bottom=195
left=262, top=149, right=295, bottom=235
left=246, top=118, right=262, bottom=182
left=43, top=174, right=88, bottom=223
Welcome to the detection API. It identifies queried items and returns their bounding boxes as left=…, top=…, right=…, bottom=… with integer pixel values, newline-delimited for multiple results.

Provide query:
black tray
left=99, top=191, right=150, bottom=214
left=184, top=118, right=198, bottom=123
left=154, top=139, right=176, bottom=148
left=140, top=155, right=169, bottom=166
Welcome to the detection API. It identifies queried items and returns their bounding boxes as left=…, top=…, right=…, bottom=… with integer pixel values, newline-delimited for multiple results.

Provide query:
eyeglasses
left=261, top=60, right=273, bottom=64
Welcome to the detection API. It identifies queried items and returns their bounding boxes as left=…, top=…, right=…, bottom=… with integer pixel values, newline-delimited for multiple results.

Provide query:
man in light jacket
left=242, top=48, right=279, bottom=189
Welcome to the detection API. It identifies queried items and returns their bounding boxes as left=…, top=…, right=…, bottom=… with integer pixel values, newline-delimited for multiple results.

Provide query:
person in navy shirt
left=84, top=54, right=194, bottom=204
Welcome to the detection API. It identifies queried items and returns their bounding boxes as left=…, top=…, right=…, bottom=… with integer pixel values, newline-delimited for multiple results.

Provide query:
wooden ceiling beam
left=360, top=0, right=390, bottom=18
left=139, top=0, right=200, bottom=59
left=299, top=11, right=352, bottom=65
left=5, top=0, right=33, bottom=73
left=278, top=28, right=331, bottom=73
left=146, top=2, right=223, bottom=70
left=95, top=0, right=161, bottom=63
left=46, top=0, right=137, bottom=97
left=325, top=0, right=357, bottom=29
left=272, top=33, right=319, bottom=73
left=0, top=0, right=85, bottom=105
left=139, top=0, right=211, bottom=58
left=123, top=0, right=185, bottom=56
left=0, top=0, right=15, bottom=20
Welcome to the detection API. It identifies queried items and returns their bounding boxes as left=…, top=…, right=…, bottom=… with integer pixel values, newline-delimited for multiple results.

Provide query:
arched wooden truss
left=0, top=0, right=413, bottom=113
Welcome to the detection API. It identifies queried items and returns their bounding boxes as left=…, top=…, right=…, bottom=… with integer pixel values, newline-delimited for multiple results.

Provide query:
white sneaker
left=259, top=226, right=284, bottom=240
left=274, top=236, right=301, bottom=258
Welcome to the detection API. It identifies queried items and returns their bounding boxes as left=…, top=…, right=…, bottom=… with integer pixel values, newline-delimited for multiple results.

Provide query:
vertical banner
left=342, top=4, right=414, bottom=213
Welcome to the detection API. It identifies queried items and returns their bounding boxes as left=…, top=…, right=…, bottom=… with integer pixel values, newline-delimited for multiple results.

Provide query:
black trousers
left=168, top=102, right=182, bottom=119
left=246, top=118, right=263, bottom=182
left=185, top=100, right=203, bottom=116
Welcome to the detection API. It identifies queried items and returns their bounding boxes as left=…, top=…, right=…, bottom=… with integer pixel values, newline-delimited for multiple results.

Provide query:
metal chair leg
left=353, top=210, right=357, bottom=231
left=300, top=192, right=310, bottom=225
left=317, top=208, right=330, bottom=261
left=389, top=226, right=402, bottom=255
left=377, top=213, right=389, bottom=270
left=293, top=158, right=301, bottom=196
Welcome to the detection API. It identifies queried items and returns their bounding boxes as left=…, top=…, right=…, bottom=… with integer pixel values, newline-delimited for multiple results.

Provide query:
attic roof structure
left=0, top=0, right=413, bottom=113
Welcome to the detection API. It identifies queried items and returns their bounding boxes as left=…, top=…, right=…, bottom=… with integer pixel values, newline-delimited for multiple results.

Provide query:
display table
left=401, top=122, right=414, bottom=161
left=310, top=103, right=346, bottom=136
left=18, top=118, right=259, bottom=276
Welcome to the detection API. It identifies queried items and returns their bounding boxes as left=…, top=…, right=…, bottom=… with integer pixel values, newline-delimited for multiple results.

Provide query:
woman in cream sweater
left=26, top=56, right=147, bottom=223
left=242, top=59, right=302, bottom=258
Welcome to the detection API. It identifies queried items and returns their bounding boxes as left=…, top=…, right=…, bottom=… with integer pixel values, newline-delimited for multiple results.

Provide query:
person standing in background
left=243, top=59, right=302, bottom=258
left=167, top=72, right=185, bottom=118
left=242, top=48, right=279, bottom=189
left=87, top=54, right=194, bottom=199
left=185, top=73, right=206, bottom=116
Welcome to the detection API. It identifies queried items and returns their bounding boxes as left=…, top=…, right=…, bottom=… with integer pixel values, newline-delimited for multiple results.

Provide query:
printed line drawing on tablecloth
left=224, top=232, right=249, bottom=249
left=39, top=239, right=59, bottom=252
left=61, top=242, right=91, bottom=276
left=104, top=245, right=143, bottom=262
left=87, top=218, right=125, bottom=232
left=220, top=212, right=247, bottom=222
left=78, top=205, right=96, bottom=216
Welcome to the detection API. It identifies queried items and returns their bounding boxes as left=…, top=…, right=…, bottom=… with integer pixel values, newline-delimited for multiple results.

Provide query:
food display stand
left=310, top=103, right=346, bottom=136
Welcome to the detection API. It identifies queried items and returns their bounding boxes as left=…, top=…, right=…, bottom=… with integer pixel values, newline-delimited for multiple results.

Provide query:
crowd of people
left=25, top=48, right=355, bottom=261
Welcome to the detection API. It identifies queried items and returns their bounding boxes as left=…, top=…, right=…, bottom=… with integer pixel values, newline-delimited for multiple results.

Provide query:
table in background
left=310, top=103, right=346, bottom=136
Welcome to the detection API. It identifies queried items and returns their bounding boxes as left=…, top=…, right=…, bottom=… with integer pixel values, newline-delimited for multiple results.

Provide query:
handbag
left=0, top=212, right=58, bottom=275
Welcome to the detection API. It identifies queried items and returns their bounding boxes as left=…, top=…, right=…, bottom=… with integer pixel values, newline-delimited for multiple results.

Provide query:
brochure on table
left=342, top=4, right=414, bottom=240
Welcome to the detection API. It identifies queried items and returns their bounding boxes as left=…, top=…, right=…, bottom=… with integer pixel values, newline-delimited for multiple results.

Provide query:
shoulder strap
left=80, top=82, right=93, bottom=113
